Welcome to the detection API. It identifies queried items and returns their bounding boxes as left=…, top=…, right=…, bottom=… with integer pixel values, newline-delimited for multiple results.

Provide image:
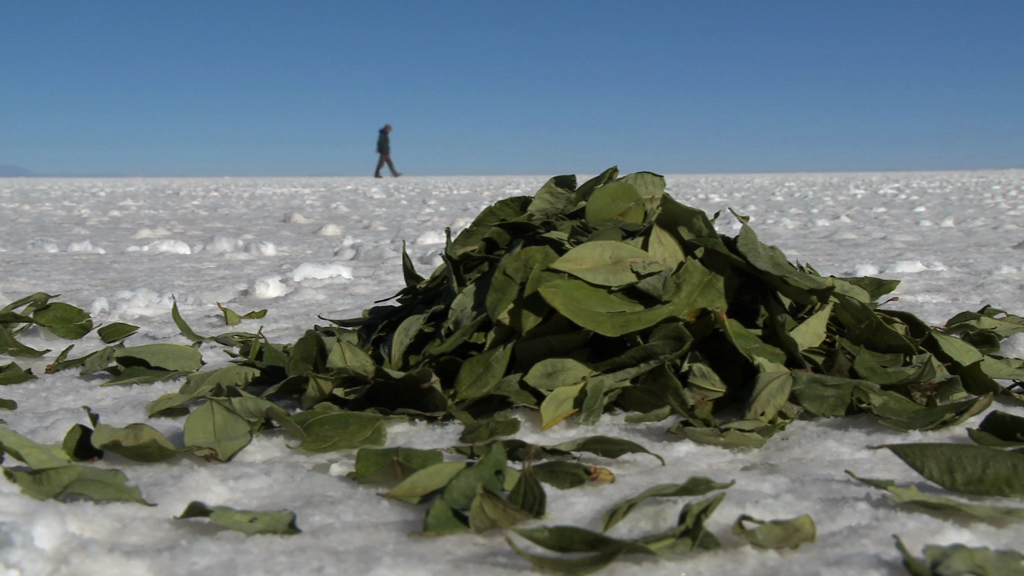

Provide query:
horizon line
left=3, top=166, right=1024, bottom=179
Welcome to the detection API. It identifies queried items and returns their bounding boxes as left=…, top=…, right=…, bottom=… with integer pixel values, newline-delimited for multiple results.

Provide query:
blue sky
left=3, top=1, right=1022, bottom=177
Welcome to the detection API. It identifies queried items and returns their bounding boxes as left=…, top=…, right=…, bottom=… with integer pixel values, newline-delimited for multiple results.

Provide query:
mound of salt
left=244, top=240, right=277, bottom=256
left=315, top=224, right=344, bottom=236
left=414, top=230, right=446, bottom=245
left=140, top=239, right=192, bottom=254
left=199, top=235, right=244, bottom=255
left=67, top=240, right=106, bottom=254
left=251, top=276, right=291, bottom=299
left=291, top=262, right=354, bottom=282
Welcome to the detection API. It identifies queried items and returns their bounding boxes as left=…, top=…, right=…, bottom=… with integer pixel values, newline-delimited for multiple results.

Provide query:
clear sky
left=3, top=1, right=1022, bottom=177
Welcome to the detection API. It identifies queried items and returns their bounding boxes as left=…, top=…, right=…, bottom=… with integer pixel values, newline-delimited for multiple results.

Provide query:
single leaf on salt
left=506, top=534, right=648, bottom=576
left=512, top=524, right=653, bottom=556
left=102, top=366, right=190, bottom=387
left=90, top=421, right=182, bottom=462
left=178, top=501, right=300, bottom=535
left=732, top=514, right=816, bottom=549
left=0, top=311, right=34, bottom=327
left=848, top=471, right=1024, bottom=521
left=968, top=410, right=1024, bottom=448
left=171, top=297, right=208, bottom=342
left=115, top=343, right=203, bottom=372
left=385, top=461, right=468, bottom=504
left=0, top=325, right=49, bottom=358
left=603, top=477, right=735, bottom=532
left=5, top=465, right=151, bottom=505
left=2, top=292, right=58, bottom=315
left=0, top=427, right=72, bottom=469
left=217, top=302, right=267, bottom=326
left=0, top=362, right=35, bottom=385
left=96, top=322, right=140, bottom=343
left=637, top=493, right=726, bottom=555
left=32, top=302, right=93, bottom=339
left=295, top=411, right=386, bottom=453
left=895, top=537, right=1024, bottom=576
left=348, top=447, right=444, bottom=485
left=183, top=399, right=253, bottom=462
left=885, top=442, right=1024, bottom=498
left=550, top=435, right=665, bottom=465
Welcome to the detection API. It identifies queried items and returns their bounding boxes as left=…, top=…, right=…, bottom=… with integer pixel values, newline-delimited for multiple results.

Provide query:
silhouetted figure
left=374, top=124, right=400, bottom=178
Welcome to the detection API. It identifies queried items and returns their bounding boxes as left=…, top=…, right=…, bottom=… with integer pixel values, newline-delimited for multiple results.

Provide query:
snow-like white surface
left=2, top=172, right=1024, bottom=576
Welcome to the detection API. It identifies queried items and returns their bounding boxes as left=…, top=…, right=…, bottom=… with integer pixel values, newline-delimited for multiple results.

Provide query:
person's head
left=383, top=124, right=393, bottom=132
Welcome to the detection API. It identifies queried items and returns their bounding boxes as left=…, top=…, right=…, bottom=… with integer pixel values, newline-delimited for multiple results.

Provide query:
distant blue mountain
left=0, top=164, right=34, bottom=176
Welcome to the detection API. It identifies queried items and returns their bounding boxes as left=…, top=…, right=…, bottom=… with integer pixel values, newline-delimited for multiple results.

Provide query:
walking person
left=374, top=124, right=400, bottom=178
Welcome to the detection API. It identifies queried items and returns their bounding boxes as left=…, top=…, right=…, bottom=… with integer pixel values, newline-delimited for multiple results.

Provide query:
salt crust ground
left=2, top=171, right=1024, bottom=576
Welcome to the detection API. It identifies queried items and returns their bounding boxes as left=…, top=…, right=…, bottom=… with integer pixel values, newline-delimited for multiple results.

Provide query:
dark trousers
left=375, top=153, right=398, bottom=177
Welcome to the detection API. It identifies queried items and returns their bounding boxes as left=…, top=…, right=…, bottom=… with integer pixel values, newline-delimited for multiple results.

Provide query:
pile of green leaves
left=4, top=167, right=1024, bottom=573
left=311, top=166, right=1020, bottom=444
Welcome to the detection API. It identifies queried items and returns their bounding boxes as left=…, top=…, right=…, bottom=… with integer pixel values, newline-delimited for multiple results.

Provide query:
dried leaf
left=178, top=501, right=300, bottom=535
left=732, top=513, right=816, bottom=549
left=603, top=477, right=734, bottom=531
left=885, top=442, right=1024, bottom=497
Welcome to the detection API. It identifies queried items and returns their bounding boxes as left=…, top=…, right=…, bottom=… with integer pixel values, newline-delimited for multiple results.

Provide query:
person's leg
left=385, top=156, right=399, bottom=177
left=375, top=155, right=386, bottom=177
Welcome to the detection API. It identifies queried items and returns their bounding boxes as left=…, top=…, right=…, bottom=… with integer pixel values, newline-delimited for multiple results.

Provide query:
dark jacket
left=376, top=128, right=390, bottom=155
